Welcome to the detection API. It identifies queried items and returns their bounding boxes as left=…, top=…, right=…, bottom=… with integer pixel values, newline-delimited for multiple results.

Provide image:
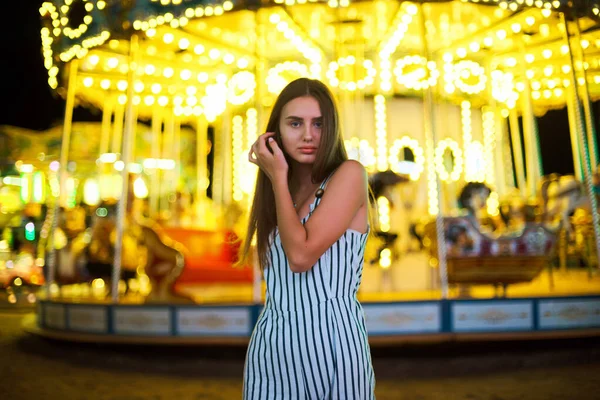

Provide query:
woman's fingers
left=267, top=137, right=282, bottom=156
left=248, top=149, right=258, bottom=164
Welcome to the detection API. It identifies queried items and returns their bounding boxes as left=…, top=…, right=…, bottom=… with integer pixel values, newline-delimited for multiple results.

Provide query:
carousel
left=5, top=0, right=600, bottom=343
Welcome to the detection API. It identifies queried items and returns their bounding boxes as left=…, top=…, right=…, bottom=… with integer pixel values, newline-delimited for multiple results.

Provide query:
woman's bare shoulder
left=329, top=160, right=368, bottom=188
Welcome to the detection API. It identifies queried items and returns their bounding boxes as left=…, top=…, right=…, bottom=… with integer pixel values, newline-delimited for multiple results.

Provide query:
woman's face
left=279, top=95, right=322, bottom=165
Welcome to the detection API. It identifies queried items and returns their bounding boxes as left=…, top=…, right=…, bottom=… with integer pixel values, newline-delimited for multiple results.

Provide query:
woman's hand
left=248, top=132, right=288, bottom=183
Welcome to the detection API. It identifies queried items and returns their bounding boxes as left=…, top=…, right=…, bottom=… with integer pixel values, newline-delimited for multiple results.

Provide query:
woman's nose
left=303, top=125, right=315, bottom=140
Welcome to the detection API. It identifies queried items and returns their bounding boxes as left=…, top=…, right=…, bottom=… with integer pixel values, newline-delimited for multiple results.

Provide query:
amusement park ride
left=1, top=0, right=600, bottom=343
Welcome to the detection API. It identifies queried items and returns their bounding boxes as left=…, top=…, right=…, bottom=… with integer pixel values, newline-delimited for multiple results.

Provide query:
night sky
left=0, top=1, right=587, bottom=176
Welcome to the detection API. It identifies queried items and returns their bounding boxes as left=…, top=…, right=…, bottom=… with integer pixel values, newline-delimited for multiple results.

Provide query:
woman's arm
left=273, top=160, right=368, bottom=273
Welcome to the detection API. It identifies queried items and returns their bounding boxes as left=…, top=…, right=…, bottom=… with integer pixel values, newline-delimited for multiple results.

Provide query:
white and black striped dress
left=243, top=177, right=375, bottom=400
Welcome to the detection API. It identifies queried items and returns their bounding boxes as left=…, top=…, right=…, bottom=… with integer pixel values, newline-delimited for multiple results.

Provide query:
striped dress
left=243, top=177, right=375, bottom=400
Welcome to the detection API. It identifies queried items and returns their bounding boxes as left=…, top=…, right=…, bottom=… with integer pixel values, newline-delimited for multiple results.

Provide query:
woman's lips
left=299, top=147, right=317, bottom=154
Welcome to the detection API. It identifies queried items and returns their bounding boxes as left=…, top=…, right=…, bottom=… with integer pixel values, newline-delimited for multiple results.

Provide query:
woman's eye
left=290, top=121, right=301, bottom=128
left=314, top=122, right=323, bottom=128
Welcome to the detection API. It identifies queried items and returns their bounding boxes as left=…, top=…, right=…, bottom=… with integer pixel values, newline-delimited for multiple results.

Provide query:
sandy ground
left=2, top=308, right=600, bottom=400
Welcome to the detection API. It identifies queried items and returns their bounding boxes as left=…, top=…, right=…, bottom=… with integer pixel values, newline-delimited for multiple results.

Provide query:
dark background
left=1, top=0, right=595, bottom=177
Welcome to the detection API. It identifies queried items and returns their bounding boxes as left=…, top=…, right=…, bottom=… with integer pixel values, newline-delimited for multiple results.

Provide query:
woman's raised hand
left=248, top=132, right=288, bottom=183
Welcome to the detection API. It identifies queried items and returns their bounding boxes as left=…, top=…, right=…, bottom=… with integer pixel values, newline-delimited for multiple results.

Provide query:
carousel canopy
left=39, top=0, right=600, bottom=122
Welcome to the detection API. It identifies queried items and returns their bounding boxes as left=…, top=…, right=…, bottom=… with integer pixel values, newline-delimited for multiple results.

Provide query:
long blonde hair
left=237, top=78, right=348, bottom=270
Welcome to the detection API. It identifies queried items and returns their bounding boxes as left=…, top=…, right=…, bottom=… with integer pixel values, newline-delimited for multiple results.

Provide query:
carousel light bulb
left=237, top=58, right=249, bottom=69
left=197, top=72, right=209, bottom=83
left=134, top=81, right=144, bottom=92
left=216, top=74, right=227, bottom=84
left=496, top=29, right=507, bottom=40
left=180, top=69, right=192, bottom=80
left=193, top=44, right=205, bottom=55
left=151, top=83, right=161, bottom=94
left=145, top=64, right=156, bottom=75
left=223, top=53, right=235, bottom=64
left=100, top=79, right=110, bottom=89
left=107, top=57, right=119, bottom=68
left=83, top=77, right=93, bottom=87
left=209, top=49, right=220, bottom=59
left=88, top=54, right=99, bottom=66
left=117, top=80, right=127, bottom=91
left=163, top=67, right=174, bottom=78
left=163, top=33, right=174, bottom=44
left=178, top=38, right=190, bottom=49
left=158, top=96, right=168, bottom=106
left=186, top=86, right=197, bottom=96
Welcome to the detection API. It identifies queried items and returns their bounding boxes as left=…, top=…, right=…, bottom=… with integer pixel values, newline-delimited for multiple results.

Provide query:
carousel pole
left=222, top=108, right=233, bottom=205
left=100, top=95, right=114, bottom=157
left=573, top=17, right=599, bottom=170
left=251, top=9, right=267, bottom=305
left=484, top=60, right=506, bottom=195
left=112, top=100, right=125, bottom=155
left=111, top=34, right=139, bottom=302
left=518, top=45, right=543, bottom=199
left=46, top=59, right=78, bottom=298
left=150, top=107, right=163, bottom=218
left=174, top=116, right=181, bottom=195
left=420, top=4, right=448, bottom=298
left=562, top=12, right=600, bottom=272
left=162, top=109, right=175, bottom=215
left=194, top=116, right=208, bottom=225
left=508, top=110, right=527, bottom=197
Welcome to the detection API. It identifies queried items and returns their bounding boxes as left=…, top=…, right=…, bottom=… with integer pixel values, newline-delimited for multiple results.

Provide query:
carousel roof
left=39, top=0, right=600, bottom=122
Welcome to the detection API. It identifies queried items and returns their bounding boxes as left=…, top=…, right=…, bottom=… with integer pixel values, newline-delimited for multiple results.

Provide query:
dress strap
left=314, top=168, right=338, bottom=207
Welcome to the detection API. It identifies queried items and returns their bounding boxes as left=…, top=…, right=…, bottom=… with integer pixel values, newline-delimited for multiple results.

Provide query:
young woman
left=239, top=78, right=375, bottom=399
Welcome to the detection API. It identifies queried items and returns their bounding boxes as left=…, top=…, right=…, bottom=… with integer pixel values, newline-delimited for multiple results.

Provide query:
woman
left=239, top=78, right=375, bottom=399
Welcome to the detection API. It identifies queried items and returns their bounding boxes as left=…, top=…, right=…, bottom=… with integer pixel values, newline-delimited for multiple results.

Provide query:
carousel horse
left=71, top=202, right=141, bottom=294
left=457, top=182, right=491, bottom=220
left=139, top=219, right=189, bottom=303
left=539, top=173, right=600, bottom=270
left=539, top=173, right=589, bottom=234
left=367, top=170, right=410, bottom=265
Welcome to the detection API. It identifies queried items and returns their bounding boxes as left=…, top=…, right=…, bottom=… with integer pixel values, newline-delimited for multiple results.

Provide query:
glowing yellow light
left=134, top=81, right=144, bottom=93
left=178, top=38, right=190, bottom=49
left=144, top=95, right=155, bottom=106
left=209, top=48, right=221, bottom=59
left=389, top=136, right=425, bottom=180
left=107, top=57, right=119, bottom=68
left=434, top=138, right=463, bottom=182
left=163, top=33, right=174, bottom=44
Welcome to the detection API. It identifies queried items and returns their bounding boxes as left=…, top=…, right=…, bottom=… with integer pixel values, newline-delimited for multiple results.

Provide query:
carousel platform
left=23, top=256, right=600, bottom=345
